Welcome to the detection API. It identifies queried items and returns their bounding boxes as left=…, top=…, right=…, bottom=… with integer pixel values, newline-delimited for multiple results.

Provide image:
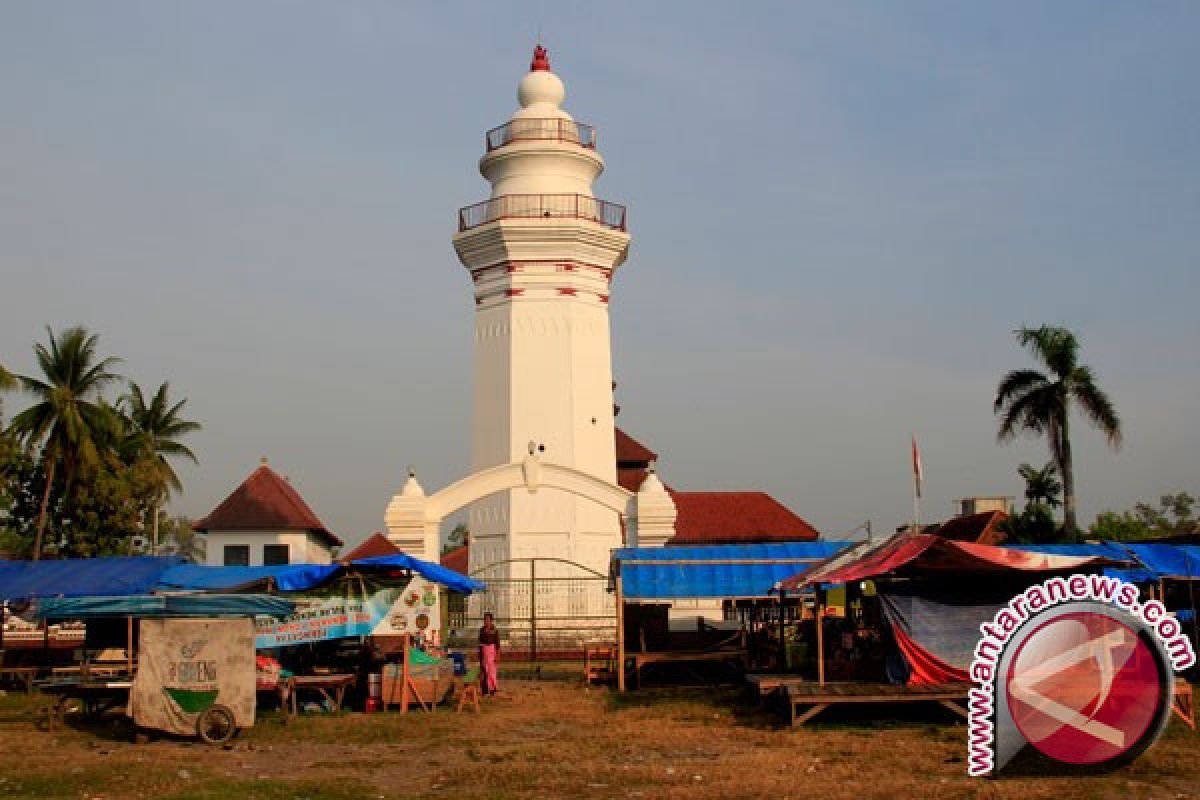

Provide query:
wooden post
left=400, top=632, right=411, bottom=714
left=816, top=593, right=825, bottom=687
left=126, top=616, right=134, bottom=674
left=777, top=595, right=785, bottom=671
left=616, top=570, right=626, bottom=692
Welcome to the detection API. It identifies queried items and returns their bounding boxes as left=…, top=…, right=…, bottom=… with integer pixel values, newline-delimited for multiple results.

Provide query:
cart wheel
left=196, top=704, right=236, bottom=745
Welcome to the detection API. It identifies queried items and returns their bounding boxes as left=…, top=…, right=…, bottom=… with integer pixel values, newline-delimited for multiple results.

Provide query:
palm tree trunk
left=1060, top=413, right=1077, bottom=540
left=151, top=501, right=159, bottom=556
left=32, top=459, right=56, bottom=561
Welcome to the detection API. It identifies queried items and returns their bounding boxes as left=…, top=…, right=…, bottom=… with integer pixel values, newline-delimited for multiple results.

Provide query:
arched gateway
left=382, top=453, right=676, bottom=563
left=383, top=453, right=676, bottom=653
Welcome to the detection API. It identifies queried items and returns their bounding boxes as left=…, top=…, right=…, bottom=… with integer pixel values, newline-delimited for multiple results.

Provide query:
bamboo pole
left=400, top=632, right=411, bottom=714
left=126, top=616, right=134, bottom=674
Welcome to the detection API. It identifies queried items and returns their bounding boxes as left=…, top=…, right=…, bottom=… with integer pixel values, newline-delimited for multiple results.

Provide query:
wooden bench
left=583, top=645, right=617, bottom=686
left=280, top=674, right=356, bottom=717
left=627, top=649, right=747, bottom=690
left=1174, top=681, right=1195, bottom=730
left=784, top=681, right=970, bottom=726
left=0, top=666, right=39, bottom=693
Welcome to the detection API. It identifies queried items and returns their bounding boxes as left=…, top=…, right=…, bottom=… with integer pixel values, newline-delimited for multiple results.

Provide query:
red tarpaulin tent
left=775, top=533, right=1118, bottom=592
left=774, top=534, right=1129, bottom=686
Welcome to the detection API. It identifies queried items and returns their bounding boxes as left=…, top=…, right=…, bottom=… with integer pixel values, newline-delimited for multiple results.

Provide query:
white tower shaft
left=452, top=47, right=629, bottom=579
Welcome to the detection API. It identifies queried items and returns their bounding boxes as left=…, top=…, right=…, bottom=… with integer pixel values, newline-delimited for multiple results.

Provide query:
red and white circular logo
left=1005, top=610, right=1166, bottom=766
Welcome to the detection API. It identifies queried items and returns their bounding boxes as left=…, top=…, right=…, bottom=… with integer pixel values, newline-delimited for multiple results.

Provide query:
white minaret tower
left=453, top=45, right=629, bottom=580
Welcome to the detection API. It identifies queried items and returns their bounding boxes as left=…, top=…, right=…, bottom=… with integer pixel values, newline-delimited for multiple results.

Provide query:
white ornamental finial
left=517, top=44, right=566, bottom=114
left=401, top=467, right=425, bottom=498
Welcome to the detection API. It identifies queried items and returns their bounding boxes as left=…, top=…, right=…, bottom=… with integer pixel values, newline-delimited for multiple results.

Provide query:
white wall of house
left=666, top=599, right=738, bottom=632
left=199, top=530, right=334, bottom=567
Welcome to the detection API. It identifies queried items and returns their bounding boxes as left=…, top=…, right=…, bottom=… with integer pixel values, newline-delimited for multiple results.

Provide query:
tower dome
left=517, top=45, right=567, bottom=117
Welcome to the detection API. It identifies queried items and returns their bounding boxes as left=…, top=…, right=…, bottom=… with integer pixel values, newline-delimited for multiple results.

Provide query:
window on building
left=263, top=544, right=290, bottom=566
left=223, top=545, right=250, bottom=567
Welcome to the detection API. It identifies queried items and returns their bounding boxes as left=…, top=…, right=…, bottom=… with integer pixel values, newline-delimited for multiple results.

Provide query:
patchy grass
left=0, top=679, right=1196, bottom=800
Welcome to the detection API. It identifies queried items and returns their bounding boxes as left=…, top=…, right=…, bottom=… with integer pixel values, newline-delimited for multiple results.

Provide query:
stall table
left=280, top=674, right=356, bottom=716
left=39, top=679, right=133, bottom=729
left=784, top=681, right=970, bottom=726
left=0, top=666, right=39, bottom=693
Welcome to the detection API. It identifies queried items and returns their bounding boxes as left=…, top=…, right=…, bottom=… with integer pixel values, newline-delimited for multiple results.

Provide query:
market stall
left=609, top=542, right=848, bottom=690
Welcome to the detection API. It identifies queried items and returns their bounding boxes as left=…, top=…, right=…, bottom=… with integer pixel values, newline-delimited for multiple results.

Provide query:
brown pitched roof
left=933, top=510, right=1009, bottom=546
left=615, top=427, right=656, bottom=466
left=668, top=491, right=820, bottom=545
left=441, top=544, right=469, bottom=574
left=340, top=532, right=400, bottom=562
left=617, top=467, right=649, bottom=492
left=193, top=464, right=343, bottom=547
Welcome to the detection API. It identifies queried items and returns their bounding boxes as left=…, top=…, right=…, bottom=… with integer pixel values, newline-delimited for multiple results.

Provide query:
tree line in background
left=0, top=326, right=201, bottom=560
left=994, top=324, right=1195, bottom=544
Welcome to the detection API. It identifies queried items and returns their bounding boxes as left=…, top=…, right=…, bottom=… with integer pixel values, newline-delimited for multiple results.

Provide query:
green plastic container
left=164, top=687, right=219, bottom=714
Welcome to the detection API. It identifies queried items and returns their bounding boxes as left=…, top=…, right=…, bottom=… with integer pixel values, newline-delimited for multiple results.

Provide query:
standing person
left=478, top=612, right=501, bottom=695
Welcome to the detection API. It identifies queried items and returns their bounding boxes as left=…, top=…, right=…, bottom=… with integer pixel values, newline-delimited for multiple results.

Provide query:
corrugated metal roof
left=612, top=542, right=848, bottom=600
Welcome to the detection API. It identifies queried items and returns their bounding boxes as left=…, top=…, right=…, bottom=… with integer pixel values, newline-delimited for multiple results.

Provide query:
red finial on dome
left=530, top=44, right=550, bottom=72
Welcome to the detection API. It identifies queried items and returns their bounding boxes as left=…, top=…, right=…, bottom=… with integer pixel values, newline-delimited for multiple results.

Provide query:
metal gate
left=447, top=557, right=615, bottom=661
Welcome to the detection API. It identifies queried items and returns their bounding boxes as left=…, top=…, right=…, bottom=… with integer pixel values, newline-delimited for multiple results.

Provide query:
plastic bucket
left=449, top=651, right=466, bottom=676
left=367, top=672, right=382, bottom=699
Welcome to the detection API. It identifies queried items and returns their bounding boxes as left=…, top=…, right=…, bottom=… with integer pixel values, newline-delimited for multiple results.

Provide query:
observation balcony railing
left=458, top=193, right=627, bottom=232
left=485, top=118, right=597, bottom=152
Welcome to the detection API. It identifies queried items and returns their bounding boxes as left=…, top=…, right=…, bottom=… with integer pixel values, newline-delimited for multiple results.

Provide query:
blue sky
left=1, top=2, right=1197, bottom=546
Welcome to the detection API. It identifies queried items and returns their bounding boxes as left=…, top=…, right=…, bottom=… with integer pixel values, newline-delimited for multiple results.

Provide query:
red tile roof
left=617, top=467, right=648, bottom=492
left=668, top=491, right=820, bottom=545
left=340, top=532, right=400, bottom=562
left=933, top=510, right=1009, bottom=546
left=193, top=464, right=343, bottom=548
left=615, top=427, right=656, bottom=466
left=440, top=544, right=469, bottom=574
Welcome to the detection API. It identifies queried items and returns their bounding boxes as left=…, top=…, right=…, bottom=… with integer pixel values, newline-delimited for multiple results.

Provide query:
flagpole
left=913, top=485, right=920, bottom=532
left=911, top=433, right=923, bottom=533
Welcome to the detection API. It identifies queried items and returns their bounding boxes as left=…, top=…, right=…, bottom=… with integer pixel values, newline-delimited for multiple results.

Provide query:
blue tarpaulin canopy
left=1119, top=543, right=1200, bottom=580
left=0, top=556, right=185, bottom=601
left=156, top=554, right=485, bottom=595
left=1006, top=542, right=1200, bottom=584
left=0, top=552, right=483, bottom=603
left=33, top=593, right=296, bottom=620
left=349, top=554, right=486, bottom=594
left=155, top=563, right=340, bottom=593
left=612, top=542, right=850, bottom=601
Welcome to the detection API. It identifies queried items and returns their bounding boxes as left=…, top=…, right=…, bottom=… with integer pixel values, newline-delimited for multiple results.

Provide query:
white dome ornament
left=516, top=44, right=568, bottom=119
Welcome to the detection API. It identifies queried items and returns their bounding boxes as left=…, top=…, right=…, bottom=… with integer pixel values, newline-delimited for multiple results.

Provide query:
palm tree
left=0, top=364, right=16, bottom=426
left=8, top=327, right=122, bottom=559
left=1017, top=462, right=1063, bottom=508
left=994, top=325, right=1121, bottom=536
left=122, top=382, right=200, bottom=554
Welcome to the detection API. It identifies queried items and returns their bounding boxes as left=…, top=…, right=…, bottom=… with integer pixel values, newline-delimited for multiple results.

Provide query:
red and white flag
left=911, top=433, right=924, bottom=499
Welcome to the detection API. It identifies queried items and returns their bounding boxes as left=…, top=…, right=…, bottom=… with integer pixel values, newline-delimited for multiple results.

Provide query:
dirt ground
left=0, top=677, right=1196, bottom=800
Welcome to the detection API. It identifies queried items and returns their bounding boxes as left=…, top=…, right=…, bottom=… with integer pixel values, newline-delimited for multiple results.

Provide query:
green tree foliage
left=8, top=326, right=123, bottom=558
left=1090, top=492, right=1198, bottom=541
left=994, top=325, right=1122, bottom=538
left=122, top=382, right=201, bottom=553
left=1018, top=462, right=1063, bottom=509
left=1001, top=503, right=1059, bottom=545
left=442, top=522, right=469, bottom=556
left=2, top=327, right=201, bottom=559
left=156, top=515, right=203, bottom=562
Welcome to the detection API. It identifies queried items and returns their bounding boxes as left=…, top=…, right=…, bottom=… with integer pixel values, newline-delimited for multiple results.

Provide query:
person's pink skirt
left=480, top=644, right=499, bottom=693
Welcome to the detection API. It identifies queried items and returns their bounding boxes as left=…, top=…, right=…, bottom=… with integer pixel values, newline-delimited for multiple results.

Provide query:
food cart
left=33, top=593, right=294, bottom=743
